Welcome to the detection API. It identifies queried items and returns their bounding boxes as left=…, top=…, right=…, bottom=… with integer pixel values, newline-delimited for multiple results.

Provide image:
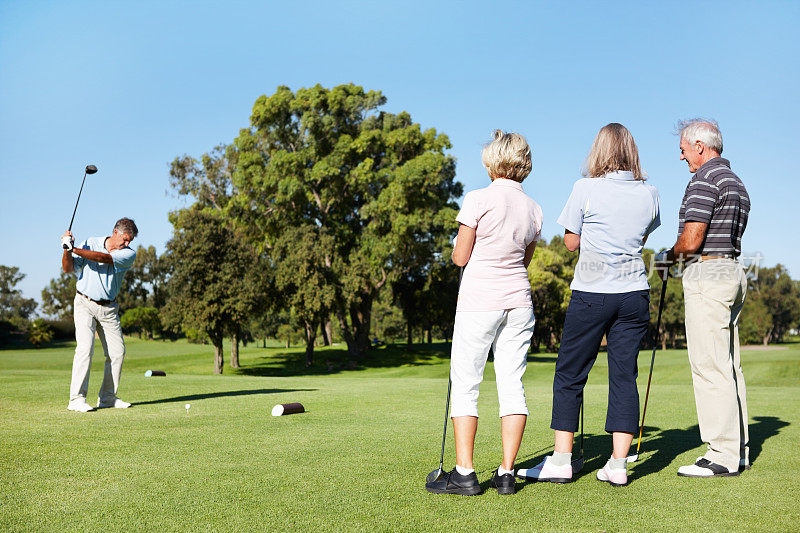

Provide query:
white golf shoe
left=678, top=457, right=739, bottom=478
left=97, top=398, right=132, bottom=409
left=517, top=456, right=573, bottom=483
left=597, top=464, right=628, bottom=487
left=67, top=398, right=95, bottom=412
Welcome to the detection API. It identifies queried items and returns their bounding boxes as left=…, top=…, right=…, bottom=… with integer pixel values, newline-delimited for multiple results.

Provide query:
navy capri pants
left=551, top=289, right=650, bottom=434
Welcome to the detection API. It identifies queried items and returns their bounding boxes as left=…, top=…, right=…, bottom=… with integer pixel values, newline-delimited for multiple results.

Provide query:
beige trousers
left=70, top=294, right=126, bottom=403
left=682, top=258, right=748, bottom=472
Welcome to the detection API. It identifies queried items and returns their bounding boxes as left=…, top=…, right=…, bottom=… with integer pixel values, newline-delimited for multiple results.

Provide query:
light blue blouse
left=557, top=171, right=660, bottom=293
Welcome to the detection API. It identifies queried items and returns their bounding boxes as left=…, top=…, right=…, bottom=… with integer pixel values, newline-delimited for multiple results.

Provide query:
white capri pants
left=450, top=307, right=536, bottom=418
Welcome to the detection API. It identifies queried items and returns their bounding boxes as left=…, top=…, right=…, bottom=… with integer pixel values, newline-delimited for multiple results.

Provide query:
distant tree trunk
left=304, top=319, right=317, bottom=366
left=339, top=295, right=372, bottom=360
left=426, top=327, right=432, bottom=344
left=529, top=333, right=538, bottom=353
left=406, top=322, right=413, bottom=346
left=211, top=334, right=224, bottom=375
left=320, top=315, right=331, bottom=346
left=325, top=318, right=333, bottom=345
left=262, top=338, right=266, bottom=348
left=230, top=331, right=240, bottom=368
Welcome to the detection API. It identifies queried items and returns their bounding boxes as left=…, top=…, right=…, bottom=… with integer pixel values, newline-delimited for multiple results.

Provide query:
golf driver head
left=85, top=165, right=98, bottom=174
left=626, top=453, right=639, bottom=463
left=426, top=468, right=445, bottom=484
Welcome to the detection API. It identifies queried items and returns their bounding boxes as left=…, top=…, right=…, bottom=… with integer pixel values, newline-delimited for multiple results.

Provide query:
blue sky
left=1, top=1, right=798, bottom=303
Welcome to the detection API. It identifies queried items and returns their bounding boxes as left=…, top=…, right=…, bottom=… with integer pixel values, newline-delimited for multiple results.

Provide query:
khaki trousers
left=682, top=259, right=748, bottom=472
left=70, top=294, right=126, bottom=403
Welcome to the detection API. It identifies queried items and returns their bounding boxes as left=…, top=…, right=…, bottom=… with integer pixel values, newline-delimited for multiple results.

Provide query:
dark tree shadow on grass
left=512, top=415, right=788, bottom=488
left=527, top=355, right=557, bottom=363
left=237, top=342, right=559, bottom=377
left=237, top=343, right=452, bottom=377
left=133, top=388, right=316, bottom=406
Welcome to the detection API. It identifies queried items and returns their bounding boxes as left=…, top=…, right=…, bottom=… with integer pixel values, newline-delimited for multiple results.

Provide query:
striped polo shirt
left=678, top=157, right=750, bottom=257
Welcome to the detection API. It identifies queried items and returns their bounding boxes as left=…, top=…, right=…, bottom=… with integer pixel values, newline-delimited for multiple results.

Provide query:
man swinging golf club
left=656, top=119, right=751, bottom=477
left=63, top=218, right=138, bottom=412
left=425, top=130, right=543, bottom=496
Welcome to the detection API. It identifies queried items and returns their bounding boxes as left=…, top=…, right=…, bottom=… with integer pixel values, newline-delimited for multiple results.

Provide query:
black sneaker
left=425, top=469, right=482, bottom=496
left=490, top=469, right=516, bottom=495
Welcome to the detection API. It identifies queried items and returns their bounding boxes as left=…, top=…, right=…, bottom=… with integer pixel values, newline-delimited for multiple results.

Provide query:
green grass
left=1, top=338, right=798, bottom=532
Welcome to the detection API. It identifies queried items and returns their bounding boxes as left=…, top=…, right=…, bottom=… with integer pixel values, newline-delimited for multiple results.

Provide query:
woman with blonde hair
left=425, top=130, right=543, bottom=496
left=529, top=123, right=660, bottom=487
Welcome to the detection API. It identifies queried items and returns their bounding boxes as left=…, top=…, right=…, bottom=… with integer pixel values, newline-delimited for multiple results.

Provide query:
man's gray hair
left=677, top=118, right=723, bottom=154
left=114, top=217, right=138, bottom=238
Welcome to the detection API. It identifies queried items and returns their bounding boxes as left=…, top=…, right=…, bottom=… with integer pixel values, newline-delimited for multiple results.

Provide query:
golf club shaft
left=438, top=377, right=451, bottom=470
left=67, top=171, right=89, bottom=232
left=634, top=278, right=669, bottom=455
left=579, top=400, right=584, bottom=456
left=437, top=266, right=464, bottom=471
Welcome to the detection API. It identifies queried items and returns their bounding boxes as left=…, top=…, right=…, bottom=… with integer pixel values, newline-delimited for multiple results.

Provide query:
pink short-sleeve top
left=455, top=179, right=543, bottom=311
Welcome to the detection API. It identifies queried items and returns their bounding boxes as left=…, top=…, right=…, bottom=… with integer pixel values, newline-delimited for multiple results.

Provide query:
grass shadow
left=134, top=388, right=316, bottom=406
left=513, top=415, right=788, bottom=485
left=237, top=342, right=452, bottom=377
left=628, top=415, right=787, bottom=479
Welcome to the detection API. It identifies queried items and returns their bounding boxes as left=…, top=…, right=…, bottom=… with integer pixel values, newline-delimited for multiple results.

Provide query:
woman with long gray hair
left=530, top=123, right=660, bottom=487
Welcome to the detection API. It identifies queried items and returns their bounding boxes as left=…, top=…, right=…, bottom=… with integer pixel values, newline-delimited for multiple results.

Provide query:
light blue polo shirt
left=72, top=236, right=136, bottom=301
left=557, top=171, right=660, bottom=293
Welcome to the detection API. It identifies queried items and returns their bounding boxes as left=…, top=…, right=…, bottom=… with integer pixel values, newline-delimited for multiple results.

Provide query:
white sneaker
left=597, top=463, right=628, bottom=487
left=678, top=457, right=739, bottom=478
left=517, top=456, right=573, bottom=483
left=97, top=398, right=132, bottom=409
left=67, top=398, right=96, bottom=412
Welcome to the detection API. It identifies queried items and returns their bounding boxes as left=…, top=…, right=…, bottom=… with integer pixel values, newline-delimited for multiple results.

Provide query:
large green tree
left=229, top=84, right=462, bottom=359
left=117, top=245, right=169, bottom=311
left=161, top=209, right=263, bottom=374
left=748, top=264, right=800, bottom=343
left=1, top=265, right=37, bottom=329
left=41, top=272, right=77, bottom=320
left=527, top=237, right=575, bottom=352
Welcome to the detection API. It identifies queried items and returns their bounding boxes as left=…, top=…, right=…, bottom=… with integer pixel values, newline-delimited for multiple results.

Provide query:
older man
left=62, top=218, right=138, bottom=412
left=657, top=120, right=750, bottom=477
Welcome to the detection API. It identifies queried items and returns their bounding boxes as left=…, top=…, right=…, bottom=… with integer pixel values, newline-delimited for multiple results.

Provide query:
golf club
left=63, top=164, right=98, bottom=249
left=627, top=276, right=669, bottom=463
left=426, top=267, right=464, bottom=484
left=572, top=401, right=584, bottom=474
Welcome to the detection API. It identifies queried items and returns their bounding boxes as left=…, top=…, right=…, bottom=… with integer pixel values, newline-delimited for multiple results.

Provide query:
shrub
left=28, top=319, right=54, bottom=347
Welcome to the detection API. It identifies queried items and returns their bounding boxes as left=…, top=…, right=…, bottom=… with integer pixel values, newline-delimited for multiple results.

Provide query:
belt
left=77, top=290, right=114, bottom=306
left=701, top=255, right=733, bottom=261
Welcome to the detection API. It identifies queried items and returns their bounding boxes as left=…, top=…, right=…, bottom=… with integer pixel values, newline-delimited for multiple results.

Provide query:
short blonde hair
left=481, top=130, right=532, bottom=182
left=583, top=123, right=644, bottom=181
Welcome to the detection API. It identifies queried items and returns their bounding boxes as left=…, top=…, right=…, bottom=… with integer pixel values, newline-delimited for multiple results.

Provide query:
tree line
left=2, top=84, right=798, bottom=370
